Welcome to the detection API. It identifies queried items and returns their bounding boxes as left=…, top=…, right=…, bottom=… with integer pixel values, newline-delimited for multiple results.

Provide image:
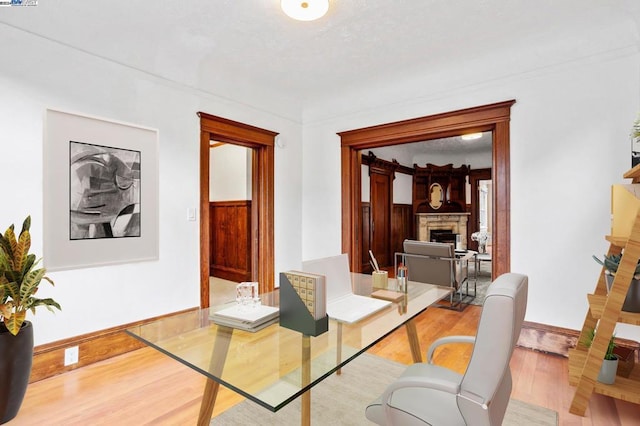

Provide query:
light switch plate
left=187, top=208, right=196, bottom=221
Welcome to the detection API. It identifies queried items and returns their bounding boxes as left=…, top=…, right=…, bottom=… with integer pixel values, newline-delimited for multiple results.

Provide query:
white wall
left=361, top=166, right=412, bottom=204
left=0, top=24, right=303, bottom=345
left=209, top=144, right=252, bottom=201
left=302, top=47, right=640, bottom=339
left=361, top=165, right=369, bottom=202
left=394, top=173, right=413, bottom=205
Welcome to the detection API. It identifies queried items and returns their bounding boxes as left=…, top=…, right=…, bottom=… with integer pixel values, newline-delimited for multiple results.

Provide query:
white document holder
left=302, top=253, right=391, bottom=324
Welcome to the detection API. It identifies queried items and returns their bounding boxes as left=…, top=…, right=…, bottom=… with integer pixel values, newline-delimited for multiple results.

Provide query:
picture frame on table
left=43, top=109, right=159, bottom=271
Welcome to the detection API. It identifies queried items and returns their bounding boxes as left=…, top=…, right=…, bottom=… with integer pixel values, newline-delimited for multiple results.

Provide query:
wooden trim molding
left=338, top=101, right=513, bottom=147
left=361, top=151, right=413, bottom=176
left=30, top=308, right=198, bottom=383
left=339, top=100, right=515, bottom=277
left=200, top=114, right=277, bottom=146
left=199, top=113, right=277, bottom=302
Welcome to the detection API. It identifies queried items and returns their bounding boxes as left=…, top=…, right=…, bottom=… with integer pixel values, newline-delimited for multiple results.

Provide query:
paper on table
left=211, top=304, right=279, bottom=324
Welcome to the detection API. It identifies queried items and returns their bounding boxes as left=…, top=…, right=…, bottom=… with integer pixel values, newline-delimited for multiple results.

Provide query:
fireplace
left=429, top=229, right=457, bottom=245
left=416, top=213, right=470, bottom=249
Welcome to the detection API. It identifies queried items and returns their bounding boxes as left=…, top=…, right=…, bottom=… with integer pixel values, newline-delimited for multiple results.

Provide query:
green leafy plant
left=592, top=253, right=640, bottom=276
left=0, top=216, right=61, bottom=336
left=632, top=113, right=640, bottom=139
left=583, top=328, right=617, bottom=360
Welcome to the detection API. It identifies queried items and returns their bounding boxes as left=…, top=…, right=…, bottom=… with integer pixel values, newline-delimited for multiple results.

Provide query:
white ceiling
left=367, top=132, right=493, bottom=166
left=1, top=0, right=638, bottom=108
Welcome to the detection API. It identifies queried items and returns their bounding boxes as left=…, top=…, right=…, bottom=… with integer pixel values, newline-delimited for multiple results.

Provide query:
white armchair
left=365, top=273, right=528, bottom=426
left=401, top=239, right=474, bottom=309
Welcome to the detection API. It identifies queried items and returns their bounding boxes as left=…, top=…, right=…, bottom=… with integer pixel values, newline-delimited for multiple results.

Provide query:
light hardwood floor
left=13, top=305, right=640, bottom=425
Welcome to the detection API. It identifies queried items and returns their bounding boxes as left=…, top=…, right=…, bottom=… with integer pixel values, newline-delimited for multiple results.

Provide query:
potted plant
left=592, top=253, right=640, bottom=312
left=0, top=216, right=61, bottom=424
left=583, top=328, right=618, bottom=385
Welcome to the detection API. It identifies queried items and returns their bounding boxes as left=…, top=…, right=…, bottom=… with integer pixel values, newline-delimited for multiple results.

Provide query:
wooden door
left=370, top=171, right=392, bottom=267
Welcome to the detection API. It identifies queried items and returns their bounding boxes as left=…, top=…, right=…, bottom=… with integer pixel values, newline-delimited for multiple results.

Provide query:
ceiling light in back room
left=461, top=133, right=483, bottom=141
left=281, top=0, right=329, bottom=21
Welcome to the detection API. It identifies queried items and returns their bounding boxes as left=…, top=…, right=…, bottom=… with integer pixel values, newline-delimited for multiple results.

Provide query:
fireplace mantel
left=416, top=213, right=470, bottom=249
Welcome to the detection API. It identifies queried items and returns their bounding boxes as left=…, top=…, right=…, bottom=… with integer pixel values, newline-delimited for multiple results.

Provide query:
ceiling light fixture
left=461, top=133, right=483, bottom=141
left=281, top=0, right=329, bottom=21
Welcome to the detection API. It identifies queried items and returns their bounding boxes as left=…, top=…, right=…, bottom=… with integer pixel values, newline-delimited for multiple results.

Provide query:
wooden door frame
left=199, top=112, right=277, bottom=307
left=468, top=168, right=492, bottom=252
left=338, top=100, right=515, bottom=278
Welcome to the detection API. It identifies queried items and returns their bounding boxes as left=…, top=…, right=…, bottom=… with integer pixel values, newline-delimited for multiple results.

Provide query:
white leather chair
left=365, top=273, right=528, bottom=426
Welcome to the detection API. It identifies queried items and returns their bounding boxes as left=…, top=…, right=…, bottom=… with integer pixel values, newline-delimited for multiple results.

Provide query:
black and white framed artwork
left=69, top=141, right=141, bottom=240
left=44, top=109, right=158, bottom=271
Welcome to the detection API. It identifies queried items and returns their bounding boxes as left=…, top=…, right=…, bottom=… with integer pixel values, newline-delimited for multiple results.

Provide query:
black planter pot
left=0, top=321, right=34, bottom=424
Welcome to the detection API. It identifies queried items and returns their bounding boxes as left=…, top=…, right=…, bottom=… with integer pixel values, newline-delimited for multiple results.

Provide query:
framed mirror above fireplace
left=428, top=183, right=444, bottom=209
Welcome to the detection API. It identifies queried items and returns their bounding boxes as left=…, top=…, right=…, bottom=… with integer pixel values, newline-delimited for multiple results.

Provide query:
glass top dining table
left=126, top=274, right=450, bottom=425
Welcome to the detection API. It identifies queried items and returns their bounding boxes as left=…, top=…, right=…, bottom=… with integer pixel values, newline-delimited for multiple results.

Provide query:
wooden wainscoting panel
left=209, top=200, right=252, bottom=282
left=392, top=203, right=413, bottom=258
left=30, top=308, right=198, bottom=383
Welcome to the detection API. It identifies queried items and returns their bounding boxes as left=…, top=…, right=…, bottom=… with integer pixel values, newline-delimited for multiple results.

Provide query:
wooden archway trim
left=199, top=112, right=277, bottom=307
left=338, top=100, right=515, bottom=278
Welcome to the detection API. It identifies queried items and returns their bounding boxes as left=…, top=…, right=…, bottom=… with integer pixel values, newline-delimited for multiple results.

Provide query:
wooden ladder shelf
left=568, top=168, right=640, bottom=415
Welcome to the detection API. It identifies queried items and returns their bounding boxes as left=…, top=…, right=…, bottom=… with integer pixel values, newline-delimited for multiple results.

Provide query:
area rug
left=211, top=353, right=557, bottom=425
left=468, top=259, right=492, bottom=306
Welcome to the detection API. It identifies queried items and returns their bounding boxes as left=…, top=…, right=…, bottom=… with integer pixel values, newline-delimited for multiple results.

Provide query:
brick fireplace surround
left=416, top=213, right=470, bottom=249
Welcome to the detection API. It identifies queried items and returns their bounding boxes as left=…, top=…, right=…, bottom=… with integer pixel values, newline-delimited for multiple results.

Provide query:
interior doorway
left=198, top=113, right=277, bottom=308
left=338, top=100, right=515, bottom=278
left=209, top=143, right=253, bottom=283
left=469, top=168, right=492, bottom=253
